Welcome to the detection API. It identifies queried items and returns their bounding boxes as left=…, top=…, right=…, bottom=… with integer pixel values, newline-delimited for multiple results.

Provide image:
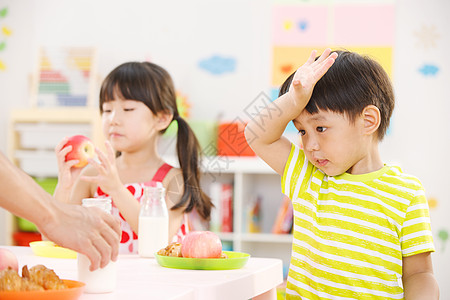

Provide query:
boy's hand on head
left=289, top=48, right=338, bottom=107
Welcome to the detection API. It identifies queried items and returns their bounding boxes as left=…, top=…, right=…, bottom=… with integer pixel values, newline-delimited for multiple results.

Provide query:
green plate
left=155, top=251, right=250, bottom=270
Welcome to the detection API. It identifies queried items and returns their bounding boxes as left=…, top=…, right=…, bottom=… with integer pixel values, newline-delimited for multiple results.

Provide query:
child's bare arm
left=245, top=49, right=337, bottom=175
left=402, top=252, right=439, bottom=299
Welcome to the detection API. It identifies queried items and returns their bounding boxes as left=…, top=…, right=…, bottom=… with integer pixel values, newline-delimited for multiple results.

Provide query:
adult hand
left=38, top=200, right=121, bottom=271
left=0, top=151, right=120, bottom=271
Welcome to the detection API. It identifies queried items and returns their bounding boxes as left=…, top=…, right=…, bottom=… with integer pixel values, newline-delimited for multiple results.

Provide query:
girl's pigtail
left=172, top=116, right=212, bottom=220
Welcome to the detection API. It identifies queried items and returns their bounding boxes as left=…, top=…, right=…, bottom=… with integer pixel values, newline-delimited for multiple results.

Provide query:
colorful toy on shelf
left=32, top=47, right=97, bottom=107
left=247, top=195, right=261, bottom=233
left=217, top=122, right=255, bottom=157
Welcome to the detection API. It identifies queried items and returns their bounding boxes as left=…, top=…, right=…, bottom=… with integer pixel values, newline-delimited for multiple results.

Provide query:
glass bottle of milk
left=138, top=185, right=169, bottom=257
left=77, top=198, right=117, bottom=293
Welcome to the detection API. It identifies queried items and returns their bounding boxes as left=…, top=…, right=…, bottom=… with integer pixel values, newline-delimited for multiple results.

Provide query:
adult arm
left=0, top=152, right=120, bottom=271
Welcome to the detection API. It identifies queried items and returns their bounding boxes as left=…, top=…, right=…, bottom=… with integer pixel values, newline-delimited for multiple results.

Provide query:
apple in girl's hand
left=64, top=135, right=95, bottom=168
left=0, top=248, right=19, bottom=271
left=181, top=231, right=222, bottom=258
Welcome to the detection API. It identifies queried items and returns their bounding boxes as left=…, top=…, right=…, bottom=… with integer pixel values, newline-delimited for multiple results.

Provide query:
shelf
left=215, top=232, right=292, bottom=244
left=202, top=156, right=275, bottom=174
left=164, top=155, right=276, bottom=175
left=240, top=233, right=292, bottom=243
left=215, top=232, right=235, bottom=242
left=10, top=107, right=101, bottom=123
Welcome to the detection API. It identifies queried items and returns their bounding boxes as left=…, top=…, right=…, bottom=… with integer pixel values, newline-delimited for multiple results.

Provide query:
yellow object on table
left=29, top=241, right=77, bottom=259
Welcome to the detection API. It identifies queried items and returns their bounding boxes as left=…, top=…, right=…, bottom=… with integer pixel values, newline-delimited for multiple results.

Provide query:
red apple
left=64, top=135, right=95, bottom=168
left=181, top=231, right=222, bottom=258
left=0, top=248, right=19, bottom=272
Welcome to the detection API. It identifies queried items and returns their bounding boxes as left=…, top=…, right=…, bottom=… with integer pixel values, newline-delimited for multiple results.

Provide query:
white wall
left=0, top=0, right=449, bottom=296
left=382, top=0, right=450, bottom=296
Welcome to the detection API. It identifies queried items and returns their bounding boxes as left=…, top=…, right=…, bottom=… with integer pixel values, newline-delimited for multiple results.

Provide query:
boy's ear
left=155, top=111, right=173, bottom=131
left=362, top=105, right=381, bottom=136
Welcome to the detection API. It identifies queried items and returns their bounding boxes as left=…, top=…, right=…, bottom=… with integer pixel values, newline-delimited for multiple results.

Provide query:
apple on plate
left=181, top=231, right=223, bottom=258
left=0, top=248, right=19, bottom=272
left=64, top=135, right=95, bottom=168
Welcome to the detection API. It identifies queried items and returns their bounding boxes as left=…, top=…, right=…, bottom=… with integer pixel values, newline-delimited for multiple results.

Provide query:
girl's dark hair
left=99, top=62, right=212, bottom=220
left=279, top=50, right=395, bottom=140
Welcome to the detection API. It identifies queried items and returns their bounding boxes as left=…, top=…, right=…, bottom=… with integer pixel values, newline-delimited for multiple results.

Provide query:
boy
left=245, top=49, right=439, bottom=299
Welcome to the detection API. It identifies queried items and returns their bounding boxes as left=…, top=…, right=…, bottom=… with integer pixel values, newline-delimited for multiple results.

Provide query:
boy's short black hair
left=279, top=50, right=395, bottom=140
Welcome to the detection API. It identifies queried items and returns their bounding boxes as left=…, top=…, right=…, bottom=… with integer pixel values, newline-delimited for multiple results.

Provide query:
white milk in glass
left=138, top=216, right=169, bottom=257
left=138, top=185, right=169, bottom=258
left=78, top=254, right=117, bottom=293
left=78, top=198, right=118, bottom=293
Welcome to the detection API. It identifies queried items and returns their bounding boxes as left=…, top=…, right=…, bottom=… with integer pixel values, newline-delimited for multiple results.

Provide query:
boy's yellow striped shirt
left=282, top=144, right=434, bottom=300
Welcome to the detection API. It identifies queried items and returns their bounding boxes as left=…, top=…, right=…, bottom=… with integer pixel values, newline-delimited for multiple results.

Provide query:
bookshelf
left=2, top=46, right=101, bottom=246
left=4, top=107, right=104, bottom=246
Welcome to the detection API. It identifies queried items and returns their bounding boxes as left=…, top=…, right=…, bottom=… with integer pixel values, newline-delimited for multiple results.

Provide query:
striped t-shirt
left=282, top=143, right=434, bottom=300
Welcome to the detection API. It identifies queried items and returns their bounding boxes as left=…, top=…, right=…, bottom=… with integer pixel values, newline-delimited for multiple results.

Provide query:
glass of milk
left=138, top=185, right=169, bottom=258
left=78, top=198, right=117, bottom=293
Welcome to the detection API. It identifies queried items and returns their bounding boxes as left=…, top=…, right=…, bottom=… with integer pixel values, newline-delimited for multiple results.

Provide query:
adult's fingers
left=99, top=212, right=121, bottom=261
left=91, top=233, right=113, bottom=269
left=79, top=238, right=101, bottom=271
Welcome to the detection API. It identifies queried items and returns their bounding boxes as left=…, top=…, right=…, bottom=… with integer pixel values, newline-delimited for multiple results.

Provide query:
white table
left=4, top=246, right=283, bottom=300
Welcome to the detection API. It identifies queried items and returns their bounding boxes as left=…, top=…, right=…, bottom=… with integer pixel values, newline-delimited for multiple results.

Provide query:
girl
left=54, top=62, right=212, bottom=254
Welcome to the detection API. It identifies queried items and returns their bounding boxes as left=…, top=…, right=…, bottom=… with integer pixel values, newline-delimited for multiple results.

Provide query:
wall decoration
left=2, top=25, right=11, bottom=36
left=283, top=20, right=293, bottom=31
left=271, top=2, right=394, bottom=136
left=297, top=19, right=308, bottom=31
left=333, top=5, right=394, bottom=45
left=418, top=64, right=439, bottom=76
left=272, top=5, right=328, bottom=46
left=414, top=25, right=440, bottom=50
left=414, top=24, right=440, bottom=77
left=162, top=90, right=192, bottom=138
left=427, top=197, right=438, bottom=210
left=0, top=6, right=9, bottom=71
left=176, top=91, right=191, bottom=119
left=0, top=7, right=7, bottom=19
left=438, top=229, right=448, bottom=252
left=272, top=46, right=392, bottom=86
left=198, top=55, right=236, bottom=75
